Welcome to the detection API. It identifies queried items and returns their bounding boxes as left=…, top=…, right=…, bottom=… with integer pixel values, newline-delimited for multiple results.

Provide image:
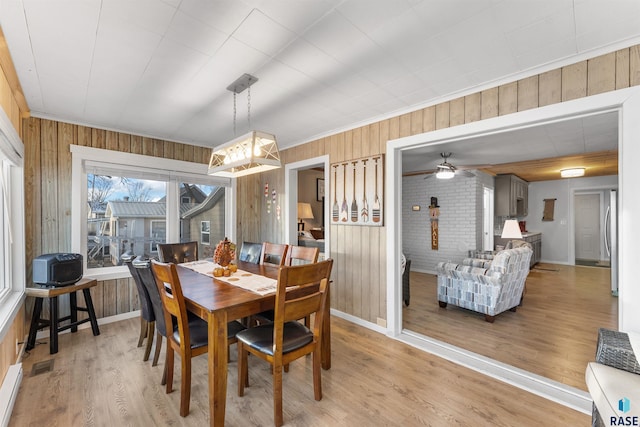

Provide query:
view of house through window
left=179, top=182, right=225, bottom=259
left=87, top=174, right=224, bottom=268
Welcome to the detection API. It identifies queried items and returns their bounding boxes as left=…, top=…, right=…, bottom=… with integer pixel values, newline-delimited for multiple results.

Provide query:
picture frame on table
left=317, top=178, right=325, bottom=202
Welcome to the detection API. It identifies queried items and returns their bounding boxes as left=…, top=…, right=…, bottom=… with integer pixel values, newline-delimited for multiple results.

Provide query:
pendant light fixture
left=208, top=73, right=281, bottom=178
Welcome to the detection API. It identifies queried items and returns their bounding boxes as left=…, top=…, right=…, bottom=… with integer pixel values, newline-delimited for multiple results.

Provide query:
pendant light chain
left=247, top=85, right=251, bottom=128
left=233, top=92, right=237, bottom=136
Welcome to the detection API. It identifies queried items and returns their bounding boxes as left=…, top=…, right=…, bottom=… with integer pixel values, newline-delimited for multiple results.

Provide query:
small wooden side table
left=26, top=277, right=100, bottom=354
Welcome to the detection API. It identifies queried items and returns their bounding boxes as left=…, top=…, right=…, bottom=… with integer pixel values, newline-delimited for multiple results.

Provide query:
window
left=87, top=174, right=167, bottom=268
left=201, top=221, right=210, bottom=245
left=0, top=109, right=25, bottom=340
left=150, top=220, right=166, bottom=252
left=71, top=145, right=234, bottom=280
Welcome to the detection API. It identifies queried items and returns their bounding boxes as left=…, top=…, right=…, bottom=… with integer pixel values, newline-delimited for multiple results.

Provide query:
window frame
left=201, top=220, right=210, bottom=245
left=71, top=145, right=235, bottom=280
left=0, top=108, right=26, bottom=342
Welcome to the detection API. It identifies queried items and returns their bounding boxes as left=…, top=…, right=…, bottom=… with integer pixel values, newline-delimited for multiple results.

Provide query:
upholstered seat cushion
left=586, top=362, right=640, bottom=422
left=172, top=319, right=246, bottom=349
left=236, top=321, right=313, bottom=356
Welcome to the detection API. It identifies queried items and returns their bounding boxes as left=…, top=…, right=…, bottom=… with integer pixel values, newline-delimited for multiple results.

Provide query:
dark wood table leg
left=26, top=297, right=43, bottom=351
left=49, top=296, right=59, bottom=354
left=208, top=311, right=228, bottom=427
left=83, top=289, right=100, bottom=336
left=70, top=291, right=78, bottom=333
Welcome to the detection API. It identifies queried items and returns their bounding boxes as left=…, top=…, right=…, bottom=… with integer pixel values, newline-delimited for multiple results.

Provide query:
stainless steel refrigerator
left=605, top=189, right=618, bottom=296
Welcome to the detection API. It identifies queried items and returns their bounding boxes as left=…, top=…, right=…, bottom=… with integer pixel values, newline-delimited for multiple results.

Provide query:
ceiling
left=1, top=0, right=638, bottom=178
left=402, top=111, right=619, bottom=181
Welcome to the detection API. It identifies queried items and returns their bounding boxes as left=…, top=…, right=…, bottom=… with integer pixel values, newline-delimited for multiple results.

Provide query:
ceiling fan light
left=560, top=168, right=585, bottom=178
left=435, top=169, right=455, bottom=179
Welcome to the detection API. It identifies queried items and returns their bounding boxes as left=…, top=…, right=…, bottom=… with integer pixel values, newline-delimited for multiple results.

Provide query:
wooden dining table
left=175, top=260, right=332, bottom=427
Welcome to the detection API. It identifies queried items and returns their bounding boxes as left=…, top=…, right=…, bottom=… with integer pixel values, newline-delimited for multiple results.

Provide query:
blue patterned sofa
left=436, top=245, right=533, bottom=322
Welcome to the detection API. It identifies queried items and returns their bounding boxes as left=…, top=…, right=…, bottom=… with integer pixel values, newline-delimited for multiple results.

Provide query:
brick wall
left=402, top=171, right=493, bottom=272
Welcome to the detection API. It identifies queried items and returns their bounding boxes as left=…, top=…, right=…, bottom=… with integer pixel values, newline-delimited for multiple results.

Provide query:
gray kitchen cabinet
left=495, top=174, right=528, bottom=217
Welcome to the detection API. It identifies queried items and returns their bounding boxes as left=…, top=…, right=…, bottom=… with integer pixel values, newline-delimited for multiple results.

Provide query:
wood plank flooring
left=11, top=315, right=588, bottom=426
left=403, top=263, right=617, bottom=391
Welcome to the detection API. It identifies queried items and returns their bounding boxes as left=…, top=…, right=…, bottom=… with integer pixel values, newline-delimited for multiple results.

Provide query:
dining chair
left=285, top=245, right=319, bottom=266
left=157, top=241, right=199, bottom=264
left=260, top=242, right=288, bottom=267
left=236, top=259, right=333, bottom=427
left=151, top=260, right=246, bottom=417
left=122, top=255, right=155, bottom=361
left=134, top=257, right=167, bottom=371
left=238, top=241, right=263, bottom=264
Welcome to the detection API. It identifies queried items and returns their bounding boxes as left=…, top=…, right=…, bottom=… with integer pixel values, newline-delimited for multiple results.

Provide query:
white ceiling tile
left=101, top=0, right=177, bottom=36
left=233, top=9, right=297, bottom=57
left=165, top=10, right=228, bottom=56
left=275, top=37, right=343, bottom=82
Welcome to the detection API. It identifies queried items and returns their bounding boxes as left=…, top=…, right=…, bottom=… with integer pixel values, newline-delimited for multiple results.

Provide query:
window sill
left=84, top=268, right=131, bottom=282
left=0, top=291, right=26, bottom=343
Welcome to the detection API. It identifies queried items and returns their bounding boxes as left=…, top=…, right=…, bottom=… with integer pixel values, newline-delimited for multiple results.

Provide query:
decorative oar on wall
left=361, top=159, right=369, bottom=222
left=332, top=164, right=339, bottom=222
left=340, top=163, right=349, bottom=222
left=329, top=155, right=383, bottom=226
left=351, top=161, right=358, bottom=222
left=372, top=156, right=381, bottom=223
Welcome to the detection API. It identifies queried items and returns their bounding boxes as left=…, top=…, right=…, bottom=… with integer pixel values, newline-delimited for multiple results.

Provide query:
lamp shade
left=501, top=219, right=523, bottom=239
left=208, top=131, right=281, bottom=177
left=297, top=202, right=314, bottom=220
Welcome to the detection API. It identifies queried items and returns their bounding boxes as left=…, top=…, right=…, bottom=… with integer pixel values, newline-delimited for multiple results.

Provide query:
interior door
left=483, top=186, right=494, bottom=251
left=575, top=193, right=600, bottom=261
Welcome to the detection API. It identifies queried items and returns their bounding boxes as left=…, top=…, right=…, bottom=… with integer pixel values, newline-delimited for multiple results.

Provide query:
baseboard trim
left=0, top=363, right=22, bottom=427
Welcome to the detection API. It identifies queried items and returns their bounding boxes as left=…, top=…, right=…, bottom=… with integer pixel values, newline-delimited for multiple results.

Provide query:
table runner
left=180, top=260, right=277, bottom=295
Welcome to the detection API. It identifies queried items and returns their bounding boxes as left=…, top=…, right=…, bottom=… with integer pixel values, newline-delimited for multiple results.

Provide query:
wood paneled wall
left=21, top=119, right=211, bottom=326
left=0, top=27, right=28, bottom=386
left=238, top=45, right=640, bottom=326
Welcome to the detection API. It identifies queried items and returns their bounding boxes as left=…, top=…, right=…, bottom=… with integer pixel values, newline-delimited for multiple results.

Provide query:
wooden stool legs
left=26, top=282, right=100, bottom=355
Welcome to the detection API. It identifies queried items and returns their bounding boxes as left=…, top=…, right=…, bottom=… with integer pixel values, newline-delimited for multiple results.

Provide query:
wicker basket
left=592, top=328, right=640, bottom=427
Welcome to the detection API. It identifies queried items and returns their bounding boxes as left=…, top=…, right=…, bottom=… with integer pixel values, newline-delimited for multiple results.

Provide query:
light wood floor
left=11, top=315, right=588, bottom=426
left=403, top=263, right=617, bottom=391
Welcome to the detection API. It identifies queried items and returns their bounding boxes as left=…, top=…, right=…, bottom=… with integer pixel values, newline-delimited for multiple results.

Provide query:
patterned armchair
left=436, top=245, right=533, bottom=322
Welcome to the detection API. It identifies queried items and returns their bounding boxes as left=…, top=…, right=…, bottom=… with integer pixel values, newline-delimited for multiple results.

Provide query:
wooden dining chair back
left=285, top=245, right=319, bottom=266
left=157, top=241, right=199, bottom=264
left=236, top=259, right=333, bottom=427
left=260, top=242, right=288, bottom=267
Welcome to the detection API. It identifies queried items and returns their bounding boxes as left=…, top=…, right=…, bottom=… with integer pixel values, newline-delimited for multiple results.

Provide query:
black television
left=33, top=253, right=83, bottom=287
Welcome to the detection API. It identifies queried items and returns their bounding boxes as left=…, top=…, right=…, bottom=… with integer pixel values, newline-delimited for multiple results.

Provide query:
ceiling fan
left=424, top=152, right=476, bottom=179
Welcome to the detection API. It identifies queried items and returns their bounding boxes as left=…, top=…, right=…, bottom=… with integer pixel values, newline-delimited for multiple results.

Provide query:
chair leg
left=165, top=344, right=174, bottom=393
left=237, top=342, right=248, bottom=396
left=161, top=362, right=167, bottom=386
left=143, top=322, right=155, bottom=361
left=179, top=354, right=192, bottom=417
left=273, top=364, right=284, bottom=427
left=312, top=347, right=322, bottom=401
left=153, top=334, right=163, bottom=367
left=137, top=317, right=147, bottom=347
left=484, top=314, right=495, bottom=323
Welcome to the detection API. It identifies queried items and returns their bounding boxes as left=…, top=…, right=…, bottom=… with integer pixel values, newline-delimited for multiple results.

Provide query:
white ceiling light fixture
left=560, top=168, right=585, bottom=178
left=208, top=74, right=281, bottom=178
